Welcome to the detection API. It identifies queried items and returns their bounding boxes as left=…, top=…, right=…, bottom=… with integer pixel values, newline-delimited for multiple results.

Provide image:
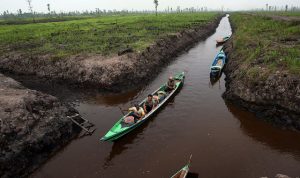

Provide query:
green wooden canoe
left=100, top=72, right=185, bottom=141
left=171, top=155, right=192, bottom=178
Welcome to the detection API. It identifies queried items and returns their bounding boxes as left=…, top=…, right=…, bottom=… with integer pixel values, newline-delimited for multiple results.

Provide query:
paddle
left=118, top=106, right=127, bottom=116
left=188, top=154, right=192, bottom=165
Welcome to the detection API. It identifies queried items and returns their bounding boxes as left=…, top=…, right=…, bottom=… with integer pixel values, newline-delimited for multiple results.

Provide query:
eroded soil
left=0, top=73, right=80, bottom=178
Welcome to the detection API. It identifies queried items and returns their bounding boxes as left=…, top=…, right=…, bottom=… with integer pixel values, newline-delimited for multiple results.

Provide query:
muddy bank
left=0, top=73, right=80, bottom=178
left=0, top=15, right=223, bottom=92
left=222, top=28, right=300, bottom=131
left=264, top=15, right=300, bottom=23
left=261, top=174, right=292, bottom=178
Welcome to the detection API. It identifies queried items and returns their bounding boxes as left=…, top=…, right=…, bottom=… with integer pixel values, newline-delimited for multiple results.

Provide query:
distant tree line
left=1, top=1, right=300, bottom=22
left=0, top=0, right=217, bottom=21
left=265, top=4, right=300, bottom=12
left=0, top=6, right=214, bottom=21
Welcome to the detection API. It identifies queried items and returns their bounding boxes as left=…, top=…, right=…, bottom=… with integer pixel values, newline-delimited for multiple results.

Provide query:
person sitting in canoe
left=153, top=91, right=167, bottom=104
left=127, top=104, right=145, bottom=123
left=143, top=94, right=156, bottom=113
left=165, top=76, right=175, bottom=92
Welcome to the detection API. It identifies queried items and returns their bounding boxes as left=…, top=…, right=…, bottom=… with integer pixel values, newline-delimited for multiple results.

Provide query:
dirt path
left=246, top=12, right=300, bottom=23
left=265, top=15, right=300, bottom=22
left=0, top=73, right=80, bottom=178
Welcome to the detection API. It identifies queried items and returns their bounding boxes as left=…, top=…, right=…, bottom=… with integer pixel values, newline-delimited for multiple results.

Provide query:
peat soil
left=0, top=15, right=223, bottom=92
left=222, top=16, right=300, bottom=131
left=0, top=73, right=80, bottom=178
left=0, top=14, right=225, bottom=178
left=29, top=15, right=300, bottom=178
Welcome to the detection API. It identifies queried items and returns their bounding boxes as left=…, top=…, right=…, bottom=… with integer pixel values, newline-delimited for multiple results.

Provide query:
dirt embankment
left=0, top=15, right=223, bottom=92
left=0, top=73, right=80, bottom=178
left=222, top=18, right=300, bottom=131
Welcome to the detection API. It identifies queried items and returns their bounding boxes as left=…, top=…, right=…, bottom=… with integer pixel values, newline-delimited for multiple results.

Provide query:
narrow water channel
left=27, top=16, right=300, bottom=178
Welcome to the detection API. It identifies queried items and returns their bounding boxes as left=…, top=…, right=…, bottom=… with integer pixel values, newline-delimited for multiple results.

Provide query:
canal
left=27, top=15, right=300, bottom=178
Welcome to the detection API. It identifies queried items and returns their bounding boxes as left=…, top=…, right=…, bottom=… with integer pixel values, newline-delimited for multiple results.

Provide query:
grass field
left=0, top=12, right=218, bottom=59
left=0, top=16, right=92, bottom=25
left=230, top=13, right=300, bottom=80
left=255, top=11, right=300, bottom=17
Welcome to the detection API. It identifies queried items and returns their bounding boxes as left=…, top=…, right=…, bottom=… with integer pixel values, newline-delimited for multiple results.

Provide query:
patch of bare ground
left=0, top=73, right=80, bottom=178
left=266, top=15, right=300, bottom=23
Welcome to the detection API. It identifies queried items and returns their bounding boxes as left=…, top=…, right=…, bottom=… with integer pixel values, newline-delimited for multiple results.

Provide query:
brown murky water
left=26, top=16, right=300, bottom=178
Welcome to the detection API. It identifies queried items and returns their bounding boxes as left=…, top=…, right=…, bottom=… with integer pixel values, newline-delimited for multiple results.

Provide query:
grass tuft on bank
left=230, top=13, right=300, bottom=81
left=0, top=12, right=218, bottom=59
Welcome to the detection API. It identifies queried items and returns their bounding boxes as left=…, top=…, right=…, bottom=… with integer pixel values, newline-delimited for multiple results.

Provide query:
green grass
left=0, top=12, right=218, bottom=58
left=0, top=16, right=92, bottom=25
left=230, top=13, right=300, bottom=79
left=255, top=11, right=300, bottom=17
left=275, top=11, right=300, bottom=17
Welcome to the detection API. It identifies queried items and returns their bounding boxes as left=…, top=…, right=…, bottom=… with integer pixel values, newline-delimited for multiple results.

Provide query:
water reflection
left=102, top=94, right=178, bottom=168
left=5, top=72, right=145, bottom=106
left=103, top=117, right=154, bottom=168
left=187, top=172, right=199, bottom=178
left=91, top=88, right=142, bottom=106
left=18, top=14, right=300, bottom=178
left=225, top=101, right=300, bottom=160
left=209, top=74, right=222, bottom=89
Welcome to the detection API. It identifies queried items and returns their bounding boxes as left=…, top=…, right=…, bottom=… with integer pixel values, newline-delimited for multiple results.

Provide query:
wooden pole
left=118, top=106, right=126, bottom=116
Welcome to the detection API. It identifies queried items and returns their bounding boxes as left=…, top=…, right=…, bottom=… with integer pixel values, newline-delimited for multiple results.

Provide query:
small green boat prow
left=171, top=155, right=192, bottom=178
left=100, top=72, right=185, bottom=141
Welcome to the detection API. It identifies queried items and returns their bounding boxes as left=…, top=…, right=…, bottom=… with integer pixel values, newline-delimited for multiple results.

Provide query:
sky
left=0, top=0, right=299, bottom=13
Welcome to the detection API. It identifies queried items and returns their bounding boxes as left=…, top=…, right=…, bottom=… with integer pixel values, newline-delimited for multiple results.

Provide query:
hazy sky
left=1, top=0, right=299, bottom=13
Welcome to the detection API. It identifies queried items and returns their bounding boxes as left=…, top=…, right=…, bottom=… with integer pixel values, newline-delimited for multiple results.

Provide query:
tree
left=3, top=11, right=7, bottom=19
left=18, top=9, right=22, bottom=16
left=26, top=0, right=35, bottom=22
left=47, top=3, right=50, bottom=14
left=285, top=5, right=288, bottom=12
left=95, top=8, right=100, bottom=14
left=154, top=0, right=158, bottom=16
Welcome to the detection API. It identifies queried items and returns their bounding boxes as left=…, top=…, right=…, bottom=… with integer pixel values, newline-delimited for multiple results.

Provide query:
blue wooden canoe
left=210, top=50, right=226, bottom=77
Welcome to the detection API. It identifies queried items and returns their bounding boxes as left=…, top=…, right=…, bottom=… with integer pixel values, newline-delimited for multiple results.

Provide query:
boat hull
left=216, top=36, right=231, bottom=45
left=171, top=164, right=189, bottom=178
left=101, top=72, right=185, bottom=142
left=210, top=50, right=226, bottom=76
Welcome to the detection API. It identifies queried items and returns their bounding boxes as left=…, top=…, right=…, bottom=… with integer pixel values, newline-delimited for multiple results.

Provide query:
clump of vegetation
left=0, top=12, right=217, bottom=58
left=231, top=13, right=300, bottom=79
